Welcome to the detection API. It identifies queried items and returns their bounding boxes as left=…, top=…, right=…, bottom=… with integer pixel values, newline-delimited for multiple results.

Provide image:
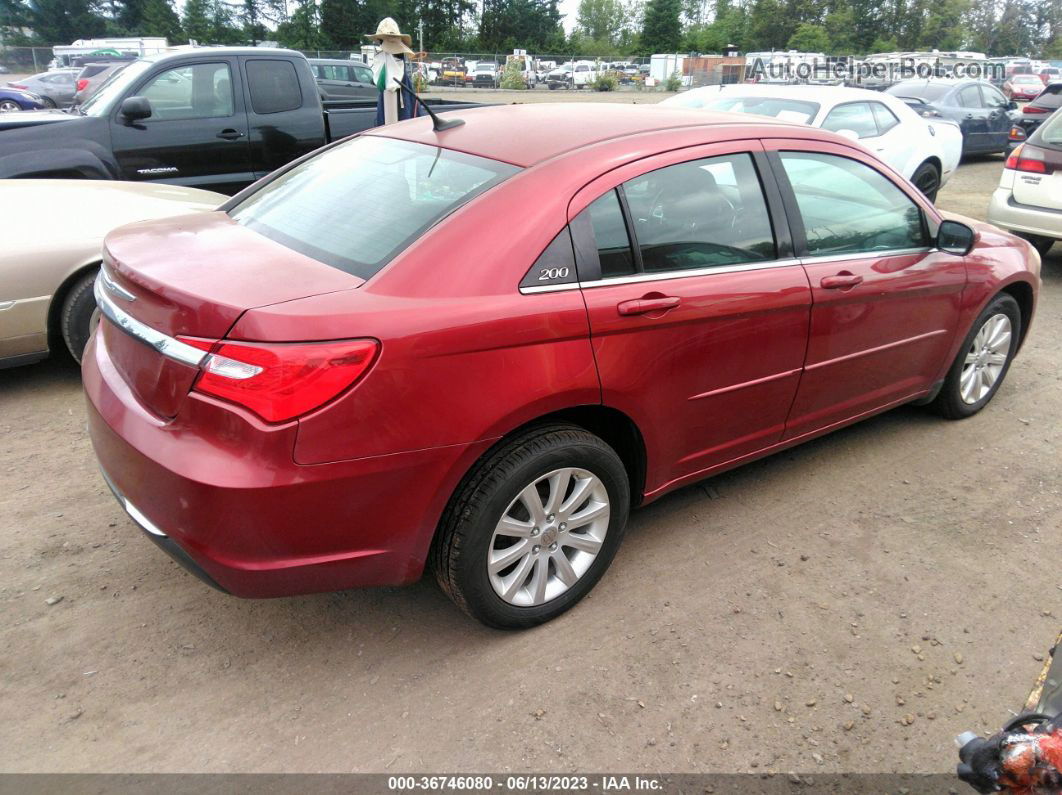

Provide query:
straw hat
left=366, top=17, right=414, bottom=55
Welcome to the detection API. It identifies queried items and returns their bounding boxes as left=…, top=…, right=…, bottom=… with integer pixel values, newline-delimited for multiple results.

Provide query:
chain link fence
left=0, top=46, right=56, bottom=76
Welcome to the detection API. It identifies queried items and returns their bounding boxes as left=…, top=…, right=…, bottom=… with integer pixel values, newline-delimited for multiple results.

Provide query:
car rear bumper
left=83, top=329, right=490, bottom=598
left=988, top=187, right=1062, bottom=241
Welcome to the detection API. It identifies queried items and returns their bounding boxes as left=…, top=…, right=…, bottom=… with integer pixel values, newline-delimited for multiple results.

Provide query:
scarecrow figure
left=367, top=17, right=423, bottom=126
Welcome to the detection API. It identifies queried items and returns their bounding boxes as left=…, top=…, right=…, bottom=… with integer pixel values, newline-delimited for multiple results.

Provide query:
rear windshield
left=229, top=137, right=520, bottom=279
left=1039, top=112, right=1062, bottom=145
left=888, top=82, right=952, bottom=102
left=699, top=95, right=819, bottom=124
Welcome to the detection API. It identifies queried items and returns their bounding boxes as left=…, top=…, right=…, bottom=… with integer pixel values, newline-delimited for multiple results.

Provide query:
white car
left=660, top=84, right=963, bottom=201
left=987, top=112, right=1062, bottom=257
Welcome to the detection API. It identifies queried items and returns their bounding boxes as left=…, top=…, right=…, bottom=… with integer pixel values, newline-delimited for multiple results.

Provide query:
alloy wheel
left=0, top=100, right=20, bottom=112
left=960, top=313, right=1012, bottom=404
left=487, top=467, right=610, bottom=607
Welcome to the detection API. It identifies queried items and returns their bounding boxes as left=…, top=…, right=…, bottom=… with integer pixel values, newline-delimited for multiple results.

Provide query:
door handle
left=820, top=272, right=864, bottom=290
left=617, top=295, right=681, bottom=316
left=216, top=129, right=245, bottom=140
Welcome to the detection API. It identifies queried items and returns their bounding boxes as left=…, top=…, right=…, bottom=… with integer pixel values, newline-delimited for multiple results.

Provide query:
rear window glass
left=247, top=59, right=302, bottom=114
left=230, top=137, right=520, bottom=279
left=888, top=82, right=952, bottom=102
left=700, top=95, right=819, bottom=124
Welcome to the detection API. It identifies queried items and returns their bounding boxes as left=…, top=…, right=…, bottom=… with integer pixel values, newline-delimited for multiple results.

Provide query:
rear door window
left=623, top=153, right=776, bottom=272
left=958, top=85, right=983, bottom=108
left=246, top=59, right=302, bottom=114
left=870, top=102, right=900, bottom=134
left=230, top=136, right=520, bottom=279
left=586, top=190, right=636, bottom=278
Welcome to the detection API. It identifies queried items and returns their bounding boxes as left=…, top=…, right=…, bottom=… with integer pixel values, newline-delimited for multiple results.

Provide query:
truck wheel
left=60, top=270, right=100, bottom=363
left=432, top=424, right=630, bottom=629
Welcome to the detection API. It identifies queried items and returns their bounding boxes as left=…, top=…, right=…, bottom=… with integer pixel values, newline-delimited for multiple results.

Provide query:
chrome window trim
left=93, top=274, right=208, bottom=368
left=798, top=246, right=932, bottom=265
left=518, top=257, right=801, bottom=294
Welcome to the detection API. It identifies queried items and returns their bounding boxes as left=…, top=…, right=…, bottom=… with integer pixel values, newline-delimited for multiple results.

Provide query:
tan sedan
left=0, top=180, right=223, bottom=367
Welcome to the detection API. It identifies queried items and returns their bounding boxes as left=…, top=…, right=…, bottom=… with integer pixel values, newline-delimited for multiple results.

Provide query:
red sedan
left=1004, top=74, right=1046, bottom=101
left=84, top=105, right=1041, bottom=628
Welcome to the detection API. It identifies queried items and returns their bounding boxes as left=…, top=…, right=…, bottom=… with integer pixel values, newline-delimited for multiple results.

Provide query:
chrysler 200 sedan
left=84, top=104, right=1041, bottom=628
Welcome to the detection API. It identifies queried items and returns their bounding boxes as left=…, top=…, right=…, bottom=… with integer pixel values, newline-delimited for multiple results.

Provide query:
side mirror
left=937, top=219, right=975, bottom=256
left=120, top=96, right=151, bottom=121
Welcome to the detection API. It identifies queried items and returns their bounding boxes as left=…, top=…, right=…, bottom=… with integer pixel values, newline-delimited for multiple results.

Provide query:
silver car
left=10, top=69, right=80, bottom=108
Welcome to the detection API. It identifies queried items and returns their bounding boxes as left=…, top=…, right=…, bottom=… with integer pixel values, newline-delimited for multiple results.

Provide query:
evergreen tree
left=142, top=0, right=181, bottom=40
left=24, top=0, right=107, bottom=42
left=787, top=21, right=829, bottom=51
left=182, top=0, right=213, bottom=42
left=640, top=0, right=681, bottom=53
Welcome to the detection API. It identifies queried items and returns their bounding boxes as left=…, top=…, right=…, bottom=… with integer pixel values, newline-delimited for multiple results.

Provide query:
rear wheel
left=933, top=293, right=1021, bottom=419
left=60, top=270, right=100, bottom=363
left=432, top=424, right=630, bottom=628
left=911, top=161, right=941, bottom=202
left=40, top=96, right=56, bottom=109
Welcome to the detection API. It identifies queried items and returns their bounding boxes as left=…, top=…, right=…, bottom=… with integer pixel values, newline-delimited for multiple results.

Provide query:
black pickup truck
left=0, top=48, right=480, bottom=194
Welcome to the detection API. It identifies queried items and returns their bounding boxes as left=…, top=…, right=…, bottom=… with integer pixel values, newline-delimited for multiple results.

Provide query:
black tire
left=41, top=96, right=56, bottom=109
left=431, top=423, right=630, bottom=629
left=1014, top=232, right=1054, bottom=257
left=911, top=161, right=941, bottom=203
left=932, top=293, right=1021, bottom=420
left=60, top=270, right=100, bottom=363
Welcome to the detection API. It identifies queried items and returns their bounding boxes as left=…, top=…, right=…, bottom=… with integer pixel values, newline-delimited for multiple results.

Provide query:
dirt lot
left=1, top=149, right=1059, bottom=776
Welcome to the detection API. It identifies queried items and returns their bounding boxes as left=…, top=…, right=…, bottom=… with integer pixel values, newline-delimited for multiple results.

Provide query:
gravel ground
left=0, top=147, right=1059, bottom=775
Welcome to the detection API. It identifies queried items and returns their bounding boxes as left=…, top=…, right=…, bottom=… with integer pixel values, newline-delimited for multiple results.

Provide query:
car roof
left=142, top=47, right=302, bottom=63
left=682, top=83, right=911, bottom=107
left=309, top=58, right=362, bottom=66
left=367, top=103, right=813, bottom=168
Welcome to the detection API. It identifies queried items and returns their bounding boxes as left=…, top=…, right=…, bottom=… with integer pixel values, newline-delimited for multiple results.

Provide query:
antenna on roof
left=393, top=78, right=465, bottom=131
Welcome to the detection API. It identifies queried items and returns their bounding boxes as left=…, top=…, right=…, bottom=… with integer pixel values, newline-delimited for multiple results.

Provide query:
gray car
left=11, top=69, right=79, bottom=108
left=308, top=58, right=378, bottom=101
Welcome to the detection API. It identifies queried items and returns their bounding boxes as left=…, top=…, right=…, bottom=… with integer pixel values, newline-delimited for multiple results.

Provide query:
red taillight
left=1004, top=144, right=1053, bottom=174
left=1009, top=125, right=1027, bottom=142
left=177, top=337, right=379, bottom=423
left=9, top=83, right=27, bottom=90
left=1024, top=105, right=1049, bottom=114
left=76, top=78, right=88, bottom=92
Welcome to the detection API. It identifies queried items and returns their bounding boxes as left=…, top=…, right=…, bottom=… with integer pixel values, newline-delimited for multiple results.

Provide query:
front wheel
left=0, top=99, right=21, bottom=112
left=933, top=293, right=1021, bottom=419
left=431, top=424, right=630, bottom=628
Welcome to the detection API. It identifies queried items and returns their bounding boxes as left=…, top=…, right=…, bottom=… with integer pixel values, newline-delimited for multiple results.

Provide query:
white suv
left=988, top=110, right=1062, bottom=257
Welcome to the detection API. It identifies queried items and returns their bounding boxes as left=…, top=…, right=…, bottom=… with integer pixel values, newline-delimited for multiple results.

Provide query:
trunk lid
left=100, top=212, right=363, bottom=419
